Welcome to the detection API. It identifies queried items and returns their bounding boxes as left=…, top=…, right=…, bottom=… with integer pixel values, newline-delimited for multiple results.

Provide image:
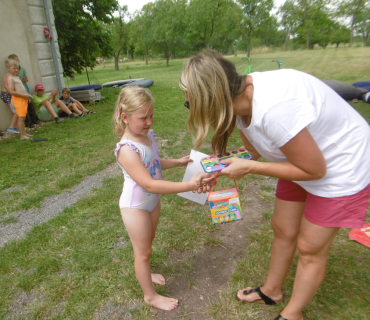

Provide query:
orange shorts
left=11, top=96, right=28, bottom=117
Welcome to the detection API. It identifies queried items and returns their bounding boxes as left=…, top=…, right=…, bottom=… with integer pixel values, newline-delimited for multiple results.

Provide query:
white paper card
left=177, top=149, right=209, bottom=205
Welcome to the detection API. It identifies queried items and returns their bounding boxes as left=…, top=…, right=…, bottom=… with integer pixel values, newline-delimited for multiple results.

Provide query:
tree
left=278, top=0, right=330, bottom=50
left=52, top=0, right=118, bottom=77
left=354, top=6, right=370, bottom=46
left=204, top=0, right=244, bottom=54
left=278, top=0, right=300, bottom=50
left=131, top=3, right=156, bottom=65
left=336, top=0, right=368, bottom=46
left=238, top=0, right=274, bottom=57
left=187, top=0, right=239, bottom=50
left=110, top=5, right=128, bottom=71
left=150, top=0, right=188, bottom=67
left=331, top=23, right=351, bottom=47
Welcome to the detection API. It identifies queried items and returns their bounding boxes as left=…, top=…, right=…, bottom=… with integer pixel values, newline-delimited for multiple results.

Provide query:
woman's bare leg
left=279, top=217, right=339, bottom=320
left=237, top=198, right=305, bottom=302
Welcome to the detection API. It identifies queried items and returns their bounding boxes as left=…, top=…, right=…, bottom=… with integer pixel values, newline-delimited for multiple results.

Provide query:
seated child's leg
left=41, top=100, right=59, bottom=118
left=54, top=100, right=72, bottom=115
left=71, top=102, right=83, bottom=115
left=120, top=206, right=178, bottom=311
left=75, top=100, right=88, bottom=113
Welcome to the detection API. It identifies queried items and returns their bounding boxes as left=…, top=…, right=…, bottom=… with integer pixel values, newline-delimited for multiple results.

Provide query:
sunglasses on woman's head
left=184, top=101, right=190, bottom=109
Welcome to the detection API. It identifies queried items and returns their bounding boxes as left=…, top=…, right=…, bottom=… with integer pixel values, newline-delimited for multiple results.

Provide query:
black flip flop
left=273, top=314, right=305, bottom=320
left=236, top=286, right=281, bottom=305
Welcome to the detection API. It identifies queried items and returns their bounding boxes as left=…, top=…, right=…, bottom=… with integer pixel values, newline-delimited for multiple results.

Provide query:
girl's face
left=123, top=104, right=154, bottom=136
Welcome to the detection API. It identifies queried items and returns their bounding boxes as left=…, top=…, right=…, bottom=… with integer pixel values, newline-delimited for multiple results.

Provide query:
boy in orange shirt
left=6, top=59, right=32, bottom=140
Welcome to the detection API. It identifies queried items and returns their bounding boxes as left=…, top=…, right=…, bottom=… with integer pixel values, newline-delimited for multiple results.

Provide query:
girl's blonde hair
left=113, top=86, right=154, bottom=137
left=5, top=59, right=19, bottom=68
left=179, top=50, right=248, bottom=154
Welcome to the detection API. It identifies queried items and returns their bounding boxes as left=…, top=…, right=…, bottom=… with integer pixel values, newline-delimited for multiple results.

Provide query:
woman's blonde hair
left=179, top=50, right=248, bottom=154
left=113, top=86, right=154, bottom=137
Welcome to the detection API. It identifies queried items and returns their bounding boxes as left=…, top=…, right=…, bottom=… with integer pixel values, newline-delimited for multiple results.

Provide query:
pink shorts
left=276, top=179, right=370, bottom=228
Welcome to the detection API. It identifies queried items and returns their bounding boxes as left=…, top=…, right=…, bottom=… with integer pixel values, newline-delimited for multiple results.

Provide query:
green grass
left=1, top=47, right=370, bottom=319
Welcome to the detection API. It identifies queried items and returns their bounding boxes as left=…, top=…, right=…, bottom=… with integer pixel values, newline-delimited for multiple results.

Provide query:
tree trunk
left=103, top=59, right=106, bottom=68
left=306, top=31, right=310, bottom=50
left=145, top=48, right=149, bottom=66
left=285, top=27, right=291, bottom=51
left=114, top=50, right=121, bottom=71
left=350, top=23, right=354, bottom=47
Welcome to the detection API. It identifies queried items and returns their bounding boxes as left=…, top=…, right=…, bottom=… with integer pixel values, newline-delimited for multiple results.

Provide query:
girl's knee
left=135, top=247, right=152, bottom=261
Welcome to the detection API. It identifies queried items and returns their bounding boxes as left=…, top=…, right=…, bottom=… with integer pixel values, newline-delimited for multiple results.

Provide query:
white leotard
left=114, top=130, right=162, bottom=212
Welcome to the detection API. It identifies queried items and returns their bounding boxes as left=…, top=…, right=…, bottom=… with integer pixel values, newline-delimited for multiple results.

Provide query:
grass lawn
left=1, top=46, right=370, bottom=319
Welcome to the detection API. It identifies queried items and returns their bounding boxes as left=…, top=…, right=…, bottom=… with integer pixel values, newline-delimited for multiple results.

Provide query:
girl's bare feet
left=151, top=273, right=165, bottom=285
left=144, top=294, right=178, bottom=311
left=25, top=133, right=33, bottom=137
left=20, top=136, right=30, bottom=140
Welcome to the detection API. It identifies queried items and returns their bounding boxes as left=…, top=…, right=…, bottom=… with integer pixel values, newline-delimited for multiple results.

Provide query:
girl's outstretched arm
left=118, top=146, right=201, bottom=194
left=160, top=156, right=192, bottom=170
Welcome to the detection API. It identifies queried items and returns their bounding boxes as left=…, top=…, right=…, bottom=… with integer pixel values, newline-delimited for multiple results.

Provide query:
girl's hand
left=220, top=157, right=255, bottom=180
left=192, top=172, right=218, bottom=193
left=177, top=155, right=193, bottom=167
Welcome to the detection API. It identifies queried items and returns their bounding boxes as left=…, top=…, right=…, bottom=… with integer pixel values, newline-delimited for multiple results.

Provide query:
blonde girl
left=114, top=86, right=211, bottom=311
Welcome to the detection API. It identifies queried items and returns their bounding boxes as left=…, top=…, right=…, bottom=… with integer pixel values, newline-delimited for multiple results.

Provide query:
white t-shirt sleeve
left=263, top=99, right=317, bottom=148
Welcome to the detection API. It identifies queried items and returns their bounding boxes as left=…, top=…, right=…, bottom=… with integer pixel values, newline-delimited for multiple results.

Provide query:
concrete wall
left=0, top=0, right=65, bottom=130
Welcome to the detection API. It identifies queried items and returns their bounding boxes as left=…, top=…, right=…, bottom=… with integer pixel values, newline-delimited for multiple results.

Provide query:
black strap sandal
left=274, top=315, right=288, bottom=320
left=236, top=286, right=279, bottom=305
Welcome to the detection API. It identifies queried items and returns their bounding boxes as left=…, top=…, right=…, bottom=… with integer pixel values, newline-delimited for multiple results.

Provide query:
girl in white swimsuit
left=113, top=86, right=213, bottom=311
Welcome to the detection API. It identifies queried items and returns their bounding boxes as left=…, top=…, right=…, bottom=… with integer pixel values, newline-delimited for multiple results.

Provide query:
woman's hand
left=219, top=157, right=255, bottom=180
left=177, top=155, right=193, bottom=167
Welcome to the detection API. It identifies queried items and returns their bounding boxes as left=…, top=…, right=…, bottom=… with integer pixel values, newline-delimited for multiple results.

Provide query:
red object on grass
left=349, top=222, right=370, bottom=248
left=44, top=27, right=52, bottom=40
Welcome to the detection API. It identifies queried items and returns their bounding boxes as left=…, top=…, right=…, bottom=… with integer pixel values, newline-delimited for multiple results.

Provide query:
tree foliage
left=53, top=0, right=118, bottom=76
left=336, top=0, right=368, bottom=45
left=238, top=0, right=274, bottom=56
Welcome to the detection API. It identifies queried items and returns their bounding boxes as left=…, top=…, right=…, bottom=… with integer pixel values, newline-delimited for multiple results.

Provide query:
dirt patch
left=152, top=177, right=276, bottom=320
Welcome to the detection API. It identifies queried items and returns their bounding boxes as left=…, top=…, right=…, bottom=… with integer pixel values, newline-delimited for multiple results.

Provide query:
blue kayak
left=69, top=85, right=102, bottom=91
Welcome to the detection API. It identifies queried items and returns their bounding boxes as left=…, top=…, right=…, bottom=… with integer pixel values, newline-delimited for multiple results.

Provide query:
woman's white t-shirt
left=236, top=69, right=370, bottom=198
